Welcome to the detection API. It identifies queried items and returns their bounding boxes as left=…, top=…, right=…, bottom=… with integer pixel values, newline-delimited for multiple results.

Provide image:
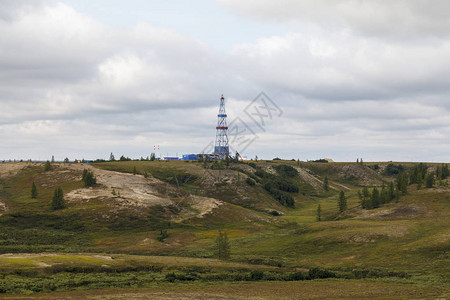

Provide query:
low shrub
left=246, top=178, right=256, bottom=186
left=308, top=267, right=336, bottom=279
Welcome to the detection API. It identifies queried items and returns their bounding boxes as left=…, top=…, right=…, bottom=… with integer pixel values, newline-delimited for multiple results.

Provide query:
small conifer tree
left=51, top=187, right=66, bottom=210
left=31, top=182, right=38, bottom=199
left=371, top=187, right=380, bottom=208
left=316, top=204, right=322, bottom=221
left=338, top=191, right=347, bottom=212
left=82, top=169, right=96, bottom=187
left=425, top=172, right=435, bottom=188
left=323, top=176, right=329, bottom=191
left=215, top=231, right=230, bottom=260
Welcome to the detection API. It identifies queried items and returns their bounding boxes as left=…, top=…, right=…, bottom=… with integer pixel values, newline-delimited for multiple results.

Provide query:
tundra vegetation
left=0, top=160, right=448, bottom=299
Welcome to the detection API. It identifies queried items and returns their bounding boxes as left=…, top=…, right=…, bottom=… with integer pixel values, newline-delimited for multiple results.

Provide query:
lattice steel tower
left=214, top=94, right=229, bottom=159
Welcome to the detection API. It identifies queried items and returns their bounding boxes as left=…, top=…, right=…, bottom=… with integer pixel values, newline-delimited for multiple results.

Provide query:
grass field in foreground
left=2, top=280, right=447, bottom=300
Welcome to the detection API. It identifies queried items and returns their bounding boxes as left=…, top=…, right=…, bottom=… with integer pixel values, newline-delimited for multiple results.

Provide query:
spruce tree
left=380, top=184, right=388, bottom=205
left=82, top=170, right=96, bottom=187
left=396, top=172, right=408, bottom=195
left=371, top=187, right=380, bottom=209
left=442, top=164, right=449, bottom=179
left=82, top=169, right=88, bottom=182
left=410, top=165, right=419, bottom=184
left=388, top=182, right=395, bottom=202
left=215, top=231, right=230, bottom=260
left=425, top=172, right=435, bottom=188
left=361, top=186, right=370, bottom=209
left=44, top=161, right=52, bottom=171
left=51, top=187, right=66, bottom=210
left=31, top=182, right=38, bottom=199
left=436, top=165, right=442, bottom=180
left=417, top=174, right=422, bottom=190
left=323, top=176, right=329, bottom=191
left=316, top=204, right=322, bottom=221
left=338, top=191, right=347, bottom=212
left=109, top=152, right=115, bottom=161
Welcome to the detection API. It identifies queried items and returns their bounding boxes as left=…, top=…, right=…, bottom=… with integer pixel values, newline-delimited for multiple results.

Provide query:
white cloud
left=0, top=1, right=449, bottom=162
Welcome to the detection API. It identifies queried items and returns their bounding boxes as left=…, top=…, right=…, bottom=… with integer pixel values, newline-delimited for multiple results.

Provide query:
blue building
left=163, top=157, right=179, bottom=160
left=182, top=154, right=199, bottom=160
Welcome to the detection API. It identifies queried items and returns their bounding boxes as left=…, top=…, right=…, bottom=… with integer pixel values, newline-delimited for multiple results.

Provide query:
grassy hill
left=0, top=160, right=448, bottom=299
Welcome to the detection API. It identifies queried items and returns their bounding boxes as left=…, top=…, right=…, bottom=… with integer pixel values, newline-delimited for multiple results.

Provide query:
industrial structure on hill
left=213, top=94, right=229, bottom=159
left=169, top=95, right=230, bottom=161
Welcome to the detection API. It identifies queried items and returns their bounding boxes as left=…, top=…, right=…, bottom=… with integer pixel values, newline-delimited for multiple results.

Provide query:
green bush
left=287, top=271, right=306, bottom=281
left=254, top=170, right=266, bottom=178
left=308, top=267, right=336, bottom=279
left=157, top=229, right=168, bottom=242
left=384, top=163, right=405, bottom=176
left=249, top=270, right=264, bottom=280
left=44, top=161, right=52, bottom=171
left=246, top=177, right=256, bottom=186
left=247, top=162, right=257, bottom=169
left=273, top=165, right=298, bottom=177
left=82, top=170, right=97, bottom=187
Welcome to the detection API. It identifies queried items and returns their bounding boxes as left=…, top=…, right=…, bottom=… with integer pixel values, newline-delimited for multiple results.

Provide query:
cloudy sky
left=1, top=0, right=450, bottom=162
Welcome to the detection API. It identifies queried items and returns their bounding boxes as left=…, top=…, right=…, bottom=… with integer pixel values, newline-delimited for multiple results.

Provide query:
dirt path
left=294, top=166, right=350, bottom=192
left=330, top=182, right=351, bottom=191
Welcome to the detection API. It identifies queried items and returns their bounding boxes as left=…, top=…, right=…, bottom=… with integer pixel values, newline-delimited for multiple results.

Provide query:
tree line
left=359, top=163, right=448, bottom=210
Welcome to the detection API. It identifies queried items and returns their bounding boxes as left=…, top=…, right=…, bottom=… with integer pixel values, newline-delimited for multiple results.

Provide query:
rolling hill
left=0, top=160, right=448, bottom=299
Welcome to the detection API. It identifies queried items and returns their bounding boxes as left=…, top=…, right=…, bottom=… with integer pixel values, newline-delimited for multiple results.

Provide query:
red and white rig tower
left=214, top=94, right=229, bottom=159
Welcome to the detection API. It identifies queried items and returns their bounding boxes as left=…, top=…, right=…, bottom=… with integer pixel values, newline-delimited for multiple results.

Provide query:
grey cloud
left=216, top=0, right=450, bottom=38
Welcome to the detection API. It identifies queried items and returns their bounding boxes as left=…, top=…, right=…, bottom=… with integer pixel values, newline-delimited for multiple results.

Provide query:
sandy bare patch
left=355, top=204, right=424, bottom=220
left=333, top=164, right=383, bottom=186
left=0, top=162, right=31, bottom=178
left=0, top=253, right=58, bottom=259
left=91, top=255, right=114, bottom=261
left=340, top=225, right=410, bottom=243
left=36, top=262, right=52, bottom=267
left=0, top=200, right=8, bottom=214
left=190, top=196, right=223, bottom=217
left=65, top=164, right=174, bottom=208
left=64, top=164, right=225, bottom=220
